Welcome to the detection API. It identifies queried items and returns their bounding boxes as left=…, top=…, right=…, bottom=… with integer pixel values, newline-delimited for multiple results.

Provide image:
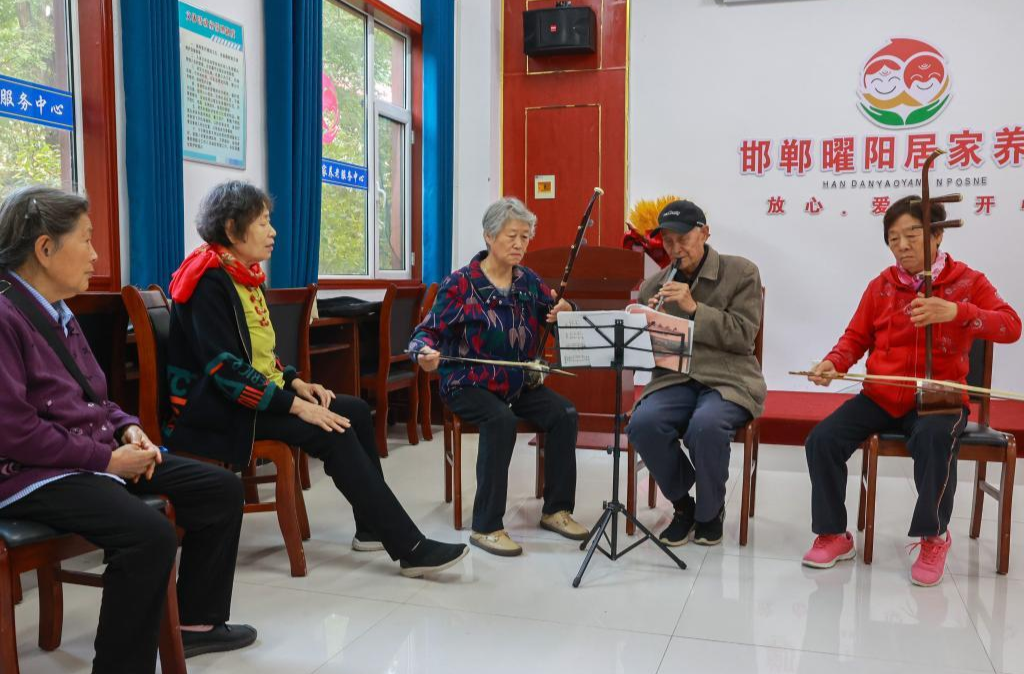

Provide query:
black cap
left=652, top=200, right=706, bottom=235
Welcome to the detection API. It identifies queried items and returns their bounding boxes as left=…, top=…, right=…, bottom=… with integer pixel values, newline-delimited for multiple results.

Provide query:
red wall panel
left=503, top=0, right=627, bottom=249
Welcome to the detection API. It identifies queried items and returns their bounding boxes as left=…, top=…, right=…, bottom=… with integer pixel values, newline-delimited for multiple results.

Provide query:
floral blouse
left=409, top=250, right=556, bottom=402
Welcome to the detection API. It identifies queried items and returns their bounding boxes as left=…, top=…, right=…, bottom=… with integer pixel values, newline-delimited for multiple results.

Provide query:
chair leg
left=242, top=462, right=260, bottom=505
left=648, top=474, right=657, bottom=508
left=0, top=547, right=20, bottom=674
left=535, top=435, right=545, bottom=500
left=443, top=422, right=453, bottom=504
left=265, top=444, right=308, bottom=577
left=997, top=439, right=1016, bottom=575
left=970, top=460, right=986, bottom=540
left=749, top=436, right=760, bottom=516
left=863, top=438, right=879, bottom=565
left=406, top=382, right=420, bottom=446
left=739, top=435, right=753, bottom=546
left=12, top=574, right=21, bottom=605
left=36, top=564, right=62, bottom=651
left=157, top=561, right=187, bottom=674
left=419, top=373, right=433, bottom=441
left=857, top=447, right=868, bottom=532
left=292, top=448, right=311, bottom=541
left=375, top=386, right=389, bottom=458
left=299, top=451, right=312, bottom=491
left=453, top=421, right=463, bottom=530
left=626, top=442, right=636, bottom=536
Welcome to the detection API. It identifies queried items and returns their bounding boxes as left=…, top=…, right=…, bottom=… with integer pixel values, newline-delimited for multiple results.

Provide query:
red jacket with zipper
left=824, top=256, right=1021, bottom=418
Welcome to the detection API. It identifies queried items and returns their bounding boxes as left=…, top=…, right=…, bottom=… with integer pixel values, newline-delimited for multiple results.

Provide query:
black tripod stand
left=571, top=318, right=687, bottom=588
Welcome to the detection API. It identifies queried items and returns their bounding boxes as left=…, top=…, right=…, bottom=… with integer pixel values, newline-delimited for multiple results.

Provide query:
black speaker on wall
left=523, top=4, right=597, bottom=56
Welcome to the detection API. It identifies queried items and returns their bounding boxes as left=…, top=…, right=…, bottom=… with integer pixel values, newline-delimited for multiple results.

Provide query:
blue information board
left=179, top=2, right=246, bottom=168
left=0, top=74, right=74, bottom=131
left=322, top=159, right=368, bottom=190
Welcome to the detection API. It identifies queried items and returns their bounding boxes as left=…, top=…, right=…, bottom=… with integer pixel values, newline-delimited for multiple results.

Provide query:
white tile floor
left=12, top=430, right=1024, bottom=673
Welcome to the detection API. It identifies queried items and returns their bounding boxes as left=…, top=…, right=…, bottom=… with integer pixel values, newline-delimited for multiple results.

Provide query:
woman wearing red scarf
left=165, top=181, right=467, bottom=578
left=801, top=195, right=1021, bottom=586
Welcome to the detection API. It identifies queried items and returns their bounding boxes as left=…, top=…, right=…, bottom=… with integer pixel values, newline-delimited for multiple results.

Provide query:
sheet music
left=555, top=311, right=656, bottom=369
left=624, top=304, right=694, bottom=374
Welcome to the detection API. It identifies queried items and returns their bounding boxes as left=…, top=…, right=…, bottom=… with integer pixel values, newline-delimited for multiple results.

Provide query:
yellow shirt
left=232, top=280, right=286, bottom=387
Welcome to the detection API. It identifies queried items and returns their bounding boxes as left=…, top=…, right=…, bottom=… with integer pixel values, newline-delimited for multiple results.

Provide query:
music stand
left=556, top=313, right=689, bottom=588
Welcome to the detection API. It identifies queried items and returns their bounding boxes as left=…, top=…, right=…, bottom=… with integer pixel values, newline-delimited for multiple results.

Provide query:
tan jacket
left=635, top=246, right=766, bottom=418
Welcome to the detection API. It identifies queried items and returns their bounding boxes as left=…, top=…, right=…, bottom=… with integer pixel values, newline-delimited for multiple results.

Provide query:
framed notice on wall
left=178, top=2, right=245, bottom=168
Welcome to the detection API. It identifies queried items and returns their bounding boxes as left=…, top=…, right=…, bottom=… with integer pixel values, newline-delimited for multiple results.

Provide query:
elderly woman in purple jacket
left=0, top=186, right=254, bottom=673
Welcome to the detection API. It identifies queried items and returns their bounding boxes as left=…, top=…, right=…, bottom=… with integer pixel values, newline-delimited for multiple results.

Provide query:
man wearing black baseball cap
left=627, top=199, right=765, bottom=547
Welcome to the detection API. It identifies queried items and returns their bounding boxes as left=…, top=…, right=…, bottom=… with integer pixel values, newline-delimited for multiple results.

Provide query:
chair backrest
left=121, top=286, right=172, bottom=440
left=265, top=284, right=316, bottom=380
left=65, top=291, right=129, bottom=407
left=967, top=339, right=993, bottom=425
left=421, top=282, right=439, bottom=321
left=378, top=284, right=425, bottom=368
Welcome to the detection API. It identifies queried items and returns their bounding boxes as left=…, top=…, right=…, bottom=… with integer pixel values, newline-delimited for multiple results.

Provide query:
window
left=0, top=0, right=78, bottom=191
left=321, top=0, right=411, bottom=280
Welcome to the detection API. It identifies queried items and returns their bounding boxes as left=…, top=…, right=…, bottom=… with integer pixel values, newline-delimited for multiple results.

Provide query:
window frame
left=77, top=0, right=122, bottom=290
left=318, top=0, right=422, bottom=289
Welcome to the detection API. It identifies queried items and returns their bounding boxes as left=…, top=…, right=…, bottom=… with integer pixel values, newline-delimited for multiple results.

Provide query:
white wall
left=630, top=0, right=1024, bottom=392
left=386, top=0, right=420, bottom=25
left=180, top=1, right=267, bottom=259
left=452, top=0, right=502, bottom=266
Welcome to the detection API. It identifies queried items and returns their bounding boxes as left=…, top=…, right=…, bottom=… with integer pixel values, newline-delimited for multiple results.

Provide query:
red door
left=524, top=104, right=602, bottom=252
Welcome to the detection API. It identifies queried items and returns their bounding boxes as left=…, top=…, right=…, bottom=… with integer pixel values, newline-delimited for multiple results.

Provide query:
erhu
left=524, top=186, right=604, bottom=389
left=915, top=149, right=965, bottom=415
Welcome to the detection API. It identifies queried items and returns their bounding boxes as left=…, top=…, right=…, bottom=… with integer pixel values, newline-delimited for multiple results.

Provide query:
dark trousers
left=0, top=453, right=244, bottom=674
left=445, top=385, right=578, bottom=533
left=626, top=381, right=751, bottom=522
left=806, top=393, right=968, bottom=538
left=255, top=394, right=423, bottom=559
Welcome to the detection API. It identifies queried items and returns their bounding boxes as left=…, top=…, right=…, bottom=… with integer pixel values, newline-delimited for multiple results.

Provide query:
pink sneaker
left=909, top=532, right=952, bottom=587
left=802, top=532, right=856, bottom=568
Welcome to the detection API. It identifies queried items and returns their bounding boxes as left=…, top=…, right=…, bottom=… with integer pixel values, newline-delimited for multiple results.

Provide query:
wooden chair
left=632, top=289, right=765, bottom=545
left=0, top=499, right=186, bottom=674
left=443, top=408, right=546, bottom=531
left=415, top=282, right=440, bottom=441
left=123, top=285, right=312, bottom=578
left=858, top=339, right=1017, bottom=574
left=360, top=284, right=425, bottom=457
left=258, top=287, right=317, bottom=493
left=238, top=286, right=317, bottom=519
left=66, top=291, right=130, bottom=409
left=447, top=411, right=637, bottom=531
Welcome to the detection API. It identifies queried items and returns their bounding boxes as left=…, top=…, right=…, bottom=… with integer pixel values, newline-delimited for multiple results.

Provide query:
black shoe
left=181, top=623, right=257, bottom=658
left=352, top=530, right=385, bottom=552
left=694, top=506, right=725, bottom=546
left=399, top=539, right=469, bottom=578
left=659, top=495, right=696, bottom=547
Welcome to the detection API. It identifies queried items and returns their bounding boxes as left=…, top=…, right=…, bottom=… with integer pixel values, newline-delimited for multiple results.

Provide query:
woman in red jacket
left=802, top=195, right=1021, bottom=586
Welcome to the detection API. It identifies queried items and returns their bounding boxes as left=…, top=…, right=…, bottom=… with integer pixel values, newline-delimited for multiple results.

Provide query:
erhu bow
left=524, top=186, right=604, bottom=389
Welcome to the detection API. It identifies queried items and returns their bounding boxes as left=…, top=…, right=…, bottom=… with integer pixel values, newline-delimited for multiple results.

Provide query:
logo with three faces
left=857, top=38, right=951, bottom=129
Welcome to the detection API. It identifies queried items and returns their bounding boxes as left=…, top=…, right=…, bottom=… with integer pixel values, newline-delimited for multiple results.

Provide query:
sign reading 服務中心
left=0, top=74, right=73, bottom=132
left=179, top=2, right=245, bottom=169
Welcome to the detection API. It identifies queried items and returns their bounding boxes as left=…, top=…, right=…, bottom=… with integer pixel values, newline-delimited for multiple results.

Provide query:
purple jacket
left=0, top=273, right=137, bottom=504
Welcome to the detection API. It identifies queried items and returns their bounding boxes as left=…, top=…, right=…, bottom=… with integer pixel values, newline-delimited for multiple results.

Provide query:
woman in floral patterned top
left=410, top=197, right=589, bottom=557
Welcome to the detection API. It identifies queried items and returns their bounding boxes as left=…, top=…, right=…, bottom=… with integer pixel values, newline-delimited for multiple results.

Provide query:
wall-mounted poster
left=178, top=2, right=245, bottom=168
